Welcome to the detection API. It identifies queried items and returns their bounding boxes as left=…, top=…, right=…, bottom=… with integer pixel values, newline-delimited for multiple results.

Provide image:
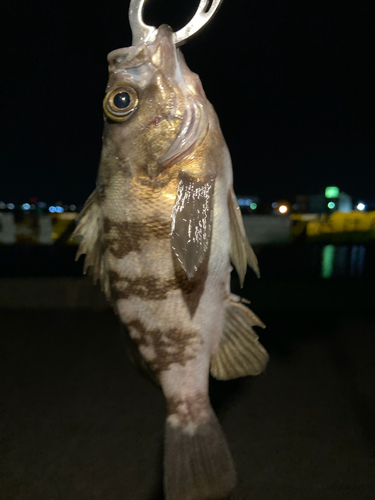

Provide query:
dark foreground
left=1, top=270, right=375, bottom=499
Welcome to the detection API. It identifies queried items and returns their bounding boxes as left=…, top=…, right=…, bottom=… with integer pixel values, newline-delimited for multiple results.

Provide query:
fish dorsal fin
left=210, top=295, right=268, bottom=380
left=171, top=171, right=216, bottom=279
left=228, top=188, right=259, bottom=285
left=73, top=189, right=111, bottom=300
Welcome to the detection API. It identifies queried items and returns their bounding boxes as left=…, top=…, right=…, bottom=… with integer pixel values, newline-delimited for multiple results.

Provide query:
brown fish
left=74, top=20, right=268, bottom=500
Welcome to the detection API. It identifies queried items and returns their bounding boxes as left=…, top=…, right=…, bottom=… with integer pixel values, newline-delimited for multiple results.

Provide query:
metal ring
left=129, top=0, right=223, bottom=47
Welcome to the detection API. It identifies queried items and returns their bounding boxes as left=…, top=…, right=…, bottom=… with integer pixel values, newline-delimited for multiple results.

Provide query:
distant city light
left=356, top=202, right=365, bottom=211
left=30, top=204, right=36, bottom=210
left=49, top=206, right=56, bottom=213
left=322, top=244, right=335, bottom=279
left=325, top=186, right=339, bottom=198
left=279, top=205, right=288, bottom=214
left=0, top=201, right=6, bottom=209
left=37, top=202, right=46, bottom=208
left=328, top=202, right=335, bottom=209
left=292, top=204, right=298, bottom=210
left=271, top=202, right=278, bottom=208
left=7, top=203, right=15, bottom=210
left=22, top=203, right=31, bottom=211
left=55, top=206, right=64, bottom=213
left=70, top=204, right=77, bottom=211
left=250, top=202, right=257, bottom=210
left=237, top=198, right=252, bottom=207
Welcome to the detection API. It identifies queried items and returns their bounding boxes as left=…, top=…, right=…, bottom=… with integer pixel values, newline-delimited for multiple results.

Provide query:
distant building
left=338, top=193, right=352, bottom=212
left=295, top=189, right=353, bottom=214
left=308, top=194, right=327, bottom=213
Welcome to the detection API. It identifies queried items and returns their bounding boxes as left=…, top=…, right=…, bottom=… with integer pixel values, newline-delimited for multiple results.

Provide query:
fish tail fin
left=164, top=406, right=236, bottom=500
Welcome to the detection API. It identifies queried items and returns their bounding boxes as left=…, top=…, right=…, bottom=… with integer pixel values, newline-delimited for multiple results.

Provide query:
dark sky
left=1, top=0, right=374, bottom=205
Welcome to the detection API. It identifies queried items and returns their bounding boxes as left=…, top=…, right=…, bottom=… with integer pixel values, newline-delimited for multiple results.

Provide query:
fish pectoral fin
left=228, top=187, right=259, bottom=286
left=73, top=189, right=110, bottom=299
left=171, top=171, right=216, bottom=279
left=210, top=296, right=268, bottom=380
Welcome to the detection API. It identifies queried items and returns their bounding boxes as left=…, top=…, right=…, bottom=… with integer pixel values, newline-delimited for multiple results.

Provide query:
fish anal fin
left=73, top=189, right=111, bottom=300
left=228, top=188, right=260, bottom=285
left=171, top=171, right=216, bottom=280
left=210, top=296, right=268, bottom=380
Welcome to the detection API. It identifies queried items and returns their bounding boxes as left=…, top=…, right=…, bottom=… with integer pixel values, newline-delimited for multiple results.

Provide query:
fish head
left=102, top=24, right=208, bottom=178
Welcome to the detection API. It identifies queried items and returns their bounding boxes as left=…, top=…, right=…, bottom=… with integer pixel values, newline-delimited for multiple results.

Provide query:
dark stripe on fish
left=109, top=270, right=176, bottom=300
left=109, top=254, right=208, bottom=316
left=167, top=393, right=210, bottom=425
left=104, top=218, right=170, bottom=258
left=127, top=318, right=202, bottom=373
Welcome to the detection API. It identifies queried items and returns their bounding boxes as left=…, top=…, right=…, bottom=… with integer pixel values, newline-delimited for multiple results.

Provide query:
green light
left=250, top=202, right=257, bottom=210
left=325, top=186, right=339, bottom=198
left=322, top=244, right=335, bottom=278
left=327, top=202, right=335, bottom=209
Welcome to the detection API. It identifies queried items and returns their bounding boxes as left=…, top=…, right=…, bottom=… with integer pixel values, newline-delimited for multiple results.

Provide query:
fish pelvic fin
left=210, top=295, right=268, bottom=380
left=72, top=189, right=111, bottom=300
left=164, top=405, right=236, bottom=500
left=228, top=187, right=260, bottom=285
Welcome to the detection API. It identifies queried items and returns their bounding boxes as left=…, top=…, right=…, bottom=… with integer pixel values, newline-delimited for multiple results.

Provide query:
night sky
left=1, top=0, right=374, bottom=206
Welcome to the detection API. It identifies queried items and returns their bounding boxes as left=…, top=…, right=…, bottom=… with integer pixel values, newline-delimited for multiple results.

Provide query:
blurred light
left=49, top=206, right=56, bottom=213
left=70, top=204, right=77, bottom=211
left=271, top=202, right=278, bottom=208
left=325, top=186, right=339, bottom=198
left=357, top=202, right=365, bottom=211
left=322, top=244, right=335, bottom=279
left=30, top=196, right=37, bottom=203
left=7, top=203, right=15, bottom=210
left=30, top=204, right=36, bottom=210
left=327, top=202, right=335, bottom=209
left=250, top=202, right=257, bottom=210
left=238, top=198, right=252, bottom=207
left=0, top=201, right=6, bottom=209
left=37, top=202, right=46, bottom=208
left=279, top=205, right=288, bottom=214
left=22, top=203, right=31, bottom=211
left=55, top=206, right=64, bottom=213
left=292, top=204, right=298, bottom=210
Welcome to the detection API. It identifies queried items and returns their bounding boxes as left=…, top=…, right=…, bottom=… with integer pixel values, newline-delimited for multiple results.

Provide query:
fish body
left=75, top=25, right=268, bottom=500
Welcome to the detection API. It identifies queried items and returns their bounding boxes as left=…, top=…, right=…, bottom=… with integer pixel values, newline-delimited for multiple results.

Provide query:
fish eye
left=103, top=86, right=138, bottom=122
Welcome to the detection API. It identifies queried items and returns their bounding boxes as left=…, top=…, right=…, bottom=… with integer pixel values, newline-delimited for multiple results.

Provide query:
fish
left=74, top=23, right=268, bottom=500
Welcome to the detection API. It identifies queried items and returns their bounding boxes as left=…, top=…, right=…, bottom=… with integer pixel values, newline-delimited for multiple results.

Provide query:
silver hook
left=129, top=0, right=223, bottom=47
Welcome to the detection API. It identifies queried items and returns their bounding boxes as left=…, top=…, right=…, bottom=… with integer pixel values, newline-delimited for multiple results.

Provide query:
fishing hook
left=129, top=0, right=223, bottom=47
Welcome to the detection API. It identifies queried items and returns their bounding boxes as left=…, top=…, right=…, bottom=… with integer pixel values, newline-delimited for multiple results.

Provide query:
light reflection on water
left=321, top=244, right=366, bottom=279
